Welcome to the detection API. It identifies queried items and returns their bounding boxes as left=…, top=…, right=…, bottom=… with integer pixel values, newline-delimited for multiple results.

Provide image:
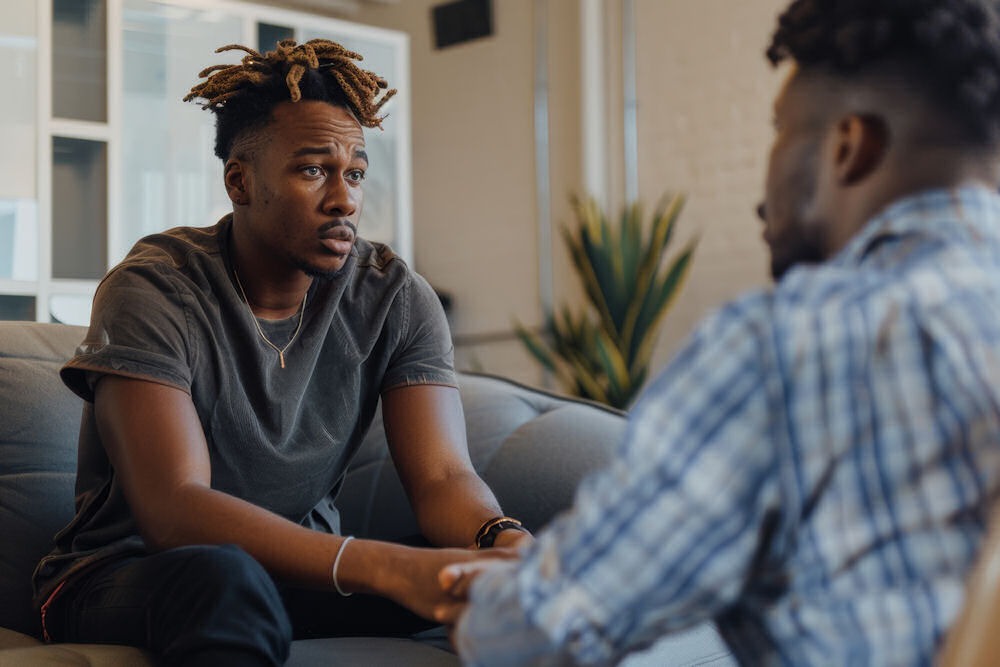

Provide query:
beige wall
left=273, top=0, right=790, bottom=388
left=632, top=0, right=787, bottom=369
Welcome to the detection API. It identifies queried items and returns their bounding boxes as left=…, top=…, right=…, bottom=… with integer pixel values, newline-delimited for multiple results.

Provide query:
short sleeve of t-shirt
left=61, top=263, right=195, bottom=402
left=380, top=270, right=457, bottom=391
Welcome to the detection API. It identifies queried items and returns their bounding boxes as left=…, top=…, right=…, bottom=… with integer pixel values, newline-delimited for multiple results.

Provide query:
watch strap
left=475, top=516, right=526, bottom=548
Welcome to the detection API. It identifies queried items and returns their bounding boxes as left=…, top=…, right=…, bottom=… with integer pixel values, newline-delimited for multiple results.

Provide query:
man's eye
left=302, top=166, right=323, bottom=177
left=347, top=169, right=366, bottom=183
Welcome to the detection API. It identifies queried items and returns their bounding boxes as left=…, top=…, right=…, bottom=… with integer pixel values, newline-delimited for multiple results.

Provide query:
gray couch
left=0, top=321, right=734, bottom=666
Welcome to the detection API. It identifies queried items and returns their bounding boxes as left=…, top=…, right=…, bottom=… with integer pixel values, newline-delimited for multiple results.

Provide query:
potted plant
left=516, top=193, right=696, bottom=410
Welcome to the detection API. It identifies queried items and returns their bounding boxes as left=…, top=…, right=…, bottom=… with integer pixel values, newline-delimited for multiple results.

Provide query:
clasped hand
left=434, top=530, right=532, bottom=625
left=385, top=533, right=530, bottom=628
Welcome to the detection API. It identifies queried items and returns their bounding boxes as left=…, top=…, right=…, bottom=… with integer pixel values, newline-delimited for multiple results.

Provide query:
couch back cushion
left=0, top=323, right=85, bottom=637
left=338, top=373, right=626, bottom=541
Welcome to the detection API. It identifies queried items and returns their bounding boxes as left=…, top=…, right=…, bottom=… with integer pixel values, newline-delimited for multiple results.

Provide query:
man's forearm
left=409, top=470, right=509, bottom=547
left=382, top=384, right=528, bottom=548
left=141, top=482, right=348, bottom=588
left=143, top=482, right=483, bottom=619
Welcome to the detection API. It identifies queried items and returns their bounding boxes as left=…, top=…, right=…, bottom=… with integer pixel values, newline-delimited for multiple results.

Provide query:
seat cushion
left=0, top=641, right=150, bottom=667
left=0, top=323, right=86, bottom=637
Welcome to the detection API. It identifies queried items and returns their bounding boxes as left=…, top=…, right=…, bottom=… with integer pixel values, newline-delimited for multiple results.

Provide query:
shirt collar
left=831, top=185, right=1000, bottom=267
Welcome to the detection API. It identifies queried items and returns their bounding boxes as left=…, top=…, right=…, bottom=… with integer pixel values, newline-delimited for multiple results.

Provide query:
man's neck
left=229, top=224, right=312, bottom=320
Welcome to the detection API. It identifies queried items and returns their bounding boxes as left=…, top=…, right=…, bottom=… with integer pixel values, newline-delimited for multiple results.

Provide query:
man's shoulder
left=98, top=220, right=229, bottom=300
left=692, top=269, right=869, bottom=358
left=766, top=260, right=907, bottom=331
left=703, top=289, right=778, bottom=335
left=774, top=243, right=999, bottom=321
left=353, top=237, right=406, bottom=274
left=118, top=219, right=227, bottom=274
left=694, top=264, right=882, bottom=337
left=347, top=238, right=423, bottom=296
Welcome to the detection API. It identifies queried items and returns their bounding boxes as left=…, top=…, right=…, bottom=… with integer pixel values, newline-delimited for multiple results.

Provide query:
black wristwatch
left=475, top=516, right=527, bottom=548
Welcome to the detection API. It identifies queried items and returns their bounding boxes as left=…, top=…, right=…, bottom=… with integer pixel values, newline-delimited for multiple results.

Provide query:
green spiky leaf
left=515, top=192, right=696, bottom=409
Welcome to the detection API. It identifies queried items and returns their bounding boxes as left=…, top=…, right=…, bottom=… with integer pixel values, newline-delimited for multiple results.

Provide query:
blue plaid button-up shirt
left=456, top=187, right=1000, bottom=666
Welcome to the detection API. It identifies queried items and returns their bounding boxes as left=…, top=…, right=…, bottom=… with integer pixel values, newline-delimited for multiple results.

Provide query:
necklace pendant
left=233, top=269, right=305, bottom=372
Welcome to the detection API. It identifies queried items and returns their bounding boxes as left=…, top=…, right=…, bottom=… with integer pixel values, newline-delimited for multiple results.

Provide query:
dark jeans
left=44, top=544, right=435, bottom=667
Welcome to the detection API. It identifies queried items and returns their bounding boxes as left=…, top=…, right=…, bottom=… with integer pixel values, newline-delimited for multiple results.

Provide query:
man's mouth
left=320, top=237, right=354, bottom=255
left=319, top=222, right=356, bottom=256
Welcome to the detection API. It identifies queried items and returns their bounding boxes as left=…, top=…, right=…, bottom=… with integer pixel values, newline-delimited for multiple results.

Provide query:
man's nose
left=756, top=203, right=767, bottom=222
left=323, top=178, right=358, bottom=217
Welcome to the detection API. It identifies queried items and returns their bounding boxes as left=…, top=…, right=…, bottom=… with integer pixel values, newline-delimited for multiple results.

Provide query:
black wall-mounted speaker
left=432, top=0, right=493, bottom=50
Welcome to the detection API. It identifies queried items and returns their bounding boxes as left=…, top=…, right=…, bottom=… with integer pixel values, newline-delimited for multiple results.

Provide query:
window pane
left=258, top=22, right=294, bottom=53
left=50, top=293, right=94, bottom=325
left=0, top=200, right=38, bottom=280
left=120, top=0, right=242, bottom=260
left=0, top=295, right=35, bottom=321
left=52, top=137, right=108, bottom=279
left=53, top=0, right=107, bottom=122
left=0, top=4, right=37, bottom=200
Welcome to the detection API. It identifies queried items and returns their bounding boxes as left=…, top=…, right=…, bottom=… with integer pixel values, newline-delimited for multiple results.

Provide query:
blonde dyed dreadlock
left=185, top=39, right=397, bottom=159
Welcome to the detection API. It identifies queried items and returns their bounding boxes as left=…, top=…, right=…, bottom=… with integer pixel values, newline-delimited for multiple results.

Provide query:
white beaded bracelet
left=332, top=535, right=355, bottom=597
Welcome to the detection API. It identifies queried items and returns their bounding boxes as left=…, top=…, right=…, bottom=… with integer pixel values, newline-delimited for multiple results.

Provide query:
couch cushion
left=0, top=626, right=42, bottom=650
left=0, top=323, right=86, bottom=637
left=0, top=641, right=150, bottom=667
left=482, top=401, right=626, bottom=529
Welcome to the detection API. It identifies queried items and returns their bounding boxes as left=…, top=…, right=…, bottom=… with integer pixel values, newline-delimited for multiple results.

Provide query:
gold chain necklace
left=233, top=269, right=307, bottom=369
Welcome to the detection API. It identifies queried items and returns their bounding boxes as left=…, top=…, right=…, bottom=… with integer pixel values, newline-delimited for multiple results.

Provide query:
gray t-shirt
left=33, top=216, right=456, bottom=601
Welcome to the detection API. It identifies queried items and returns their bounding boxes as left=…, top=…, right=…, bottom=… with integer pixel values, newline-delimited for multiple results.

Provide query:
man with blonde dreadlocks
left=32, top=39, right=528, bottom=666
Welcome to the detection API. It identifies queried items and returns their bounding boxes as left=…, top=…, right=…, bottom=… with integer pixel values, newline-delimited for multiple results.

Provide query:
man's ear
left=224, top=159, right=249, bottom=206
left=832, top=113, right=889, bottom=186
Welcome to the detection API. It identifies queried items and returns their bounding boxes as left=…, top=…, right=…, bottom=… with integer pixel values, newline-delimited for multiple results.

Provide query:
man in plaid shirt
left=438, top=1, right=1000, bottom=665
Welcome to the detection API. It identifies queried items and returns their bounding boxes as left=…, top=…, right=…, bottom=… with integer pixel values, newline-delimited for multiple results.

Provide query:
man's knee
left=175, top=544, right=278, bottom=594
left=167, top=543, right=288, bottom=622
left=156, top=544, right=292, bottom=664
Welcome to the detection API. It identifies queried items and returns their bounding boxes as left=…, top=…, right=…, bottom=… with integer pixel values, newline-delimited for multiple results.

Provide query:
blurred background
left=0, top=0, right=786, bottom=393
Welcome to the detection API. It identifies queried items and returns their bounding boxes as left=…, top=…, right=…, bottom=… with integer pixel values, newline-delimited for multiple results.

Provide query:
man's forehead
left=272, top=102, right=365, bottom=143
left=287, top=144, right=369, bottom=162
left=273, top=99, right=363, bottom=127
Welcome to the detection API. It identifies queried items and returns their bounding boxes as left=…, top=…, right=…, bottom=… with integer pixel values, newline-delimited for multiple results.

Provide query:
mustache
left=318, top=220, right=357, bottom=239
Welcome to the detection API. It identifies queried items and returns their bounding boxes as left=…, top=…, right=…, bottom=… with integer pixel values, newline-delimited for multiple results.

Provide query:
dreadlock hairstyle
left=767, top=0, right=1000, bottom=144
left=183, top=39, right=397, bottom=160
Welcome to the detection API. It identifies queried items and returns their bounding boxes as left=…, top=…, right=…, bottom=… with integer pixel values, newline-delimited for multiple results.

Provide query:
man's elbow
left=129, top=485, right=206, bottom=552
